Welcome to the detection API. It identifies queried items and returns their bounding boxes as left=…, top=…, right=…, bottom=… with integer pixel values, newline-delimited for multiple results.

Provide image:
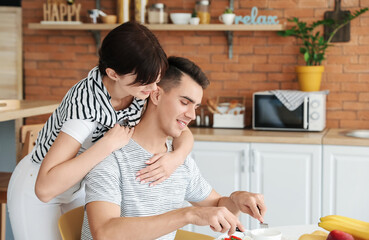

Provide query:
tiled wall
left=23, top=0, right=369, bottom=128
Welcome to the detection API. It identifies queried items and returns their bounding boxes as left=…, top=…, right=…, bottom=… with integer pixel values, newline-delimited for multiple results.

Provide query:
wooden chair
left=175, top=229, right=215, bottom=240
left=0, top=123, right=43, bottom=239
left=58, top=206, right=84, bottom=240
left=20, top=123, right=43, bottom=159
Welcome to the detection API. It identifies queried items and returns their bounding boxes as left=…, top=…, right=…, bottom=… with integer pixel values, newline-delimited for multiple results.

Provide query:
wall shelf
left=28, top=23, right=285, bottom=58
left=28, top=23, right=284, bottom=31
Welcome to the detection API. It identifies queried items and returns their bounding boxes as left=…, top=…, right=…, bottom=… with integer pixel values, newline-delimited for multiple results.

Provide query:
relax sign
left=235, top=7, right=279, bottom=25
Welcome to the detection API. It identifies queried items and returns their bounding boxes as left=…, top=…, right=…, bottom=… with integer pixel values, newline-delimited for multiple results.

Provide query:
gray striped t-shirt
left=81, top=139, right=212, bottom=240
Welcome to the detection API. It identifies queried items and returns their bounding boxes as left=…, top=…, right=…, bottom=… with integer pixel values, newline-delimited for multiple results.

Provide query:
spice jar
left=135, top=0, right=147, bottom=23
left=148, top=3, right=168, bottom=24
left=117, top=0, right=130, bottom=23
left=195, top=0, right=210, bottom=24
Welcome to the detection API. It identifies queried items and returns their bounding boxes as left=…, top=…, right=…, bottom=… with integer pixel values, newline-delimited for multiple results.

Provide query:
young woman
left=7, top=22, right=194, bottom=240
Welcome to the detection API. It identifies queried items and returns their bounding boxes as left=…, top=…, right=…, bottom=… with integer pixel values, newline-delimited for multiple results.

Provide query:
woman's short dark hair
left=98, top=21, right=168, bottom=85
left=158, top=56, right=209, bottom=91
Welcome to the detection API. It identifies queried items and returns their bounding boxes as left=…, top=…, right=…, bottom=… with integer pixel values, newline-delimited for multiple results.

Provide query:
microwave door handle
left=303, top=97, right=308, bottom=129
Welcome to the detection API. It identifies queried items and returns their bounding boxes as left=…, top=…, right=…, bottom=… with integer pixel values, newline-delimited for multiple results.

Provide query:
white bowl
left=170, top=13, right=191, bottom=24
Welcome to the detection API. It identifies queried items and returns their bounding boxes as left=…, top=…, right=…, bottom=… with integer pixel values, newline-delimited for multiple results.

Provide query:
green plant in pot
left=278, top=7, right=368, bottom=91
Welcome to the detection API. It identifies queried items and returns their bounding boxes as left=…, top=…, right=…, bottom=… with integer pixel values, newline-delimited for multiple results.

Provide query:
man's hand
left=135, top=152, right=181, bottom=186
left=189, top=206, right=246, bottom=236
left=230, top=191, right=266, bottom=223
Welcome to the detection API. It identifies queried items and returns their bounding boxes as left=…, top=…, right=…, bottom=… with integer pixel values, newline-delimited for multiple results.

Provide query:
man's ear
left=149, top=87, right=163, bottom=106
left=105, top=68, right=119, bottom=81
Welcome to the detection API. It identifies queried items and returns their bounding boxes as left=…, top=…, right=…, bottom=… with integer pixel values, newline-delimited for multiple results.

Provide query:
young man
left=81, top=57, right=266, bottom=240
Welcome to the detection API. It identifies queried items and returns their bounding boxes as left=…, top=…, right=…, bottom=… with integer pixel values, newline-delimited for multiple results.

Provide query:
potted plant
left=219, top=7, right=235, bottom=25
left=278, top=7, right=368, bottom=91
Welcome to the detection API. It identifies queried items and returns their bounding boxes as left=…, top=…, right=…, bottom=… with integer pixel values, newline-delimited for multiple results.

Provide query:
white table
left=269, top=224, right=327, bottom=240
left=216, top=224, right=327, bottom=240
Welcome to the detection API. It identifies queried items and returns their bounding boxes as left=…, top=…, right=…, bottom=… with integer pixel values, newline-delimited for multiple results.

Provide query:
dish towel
left=269, top=90, right=329, bottom=111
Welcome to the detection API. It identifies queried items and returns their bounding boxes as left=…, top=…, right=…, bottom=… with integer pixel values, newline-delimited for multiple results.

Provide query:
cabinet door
left=322, top=145, right=369, bottom=222
left=249, top=143, right=321, bottom=229
left=186, top=141, right=249, bottom=237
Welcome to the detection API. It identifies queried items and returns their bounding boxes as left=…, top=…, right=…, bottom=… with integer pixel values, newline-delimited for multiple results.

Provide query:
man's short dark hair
left=158, top=56, right=209, bottom=92
left=98, top=21, right=168, bottom=86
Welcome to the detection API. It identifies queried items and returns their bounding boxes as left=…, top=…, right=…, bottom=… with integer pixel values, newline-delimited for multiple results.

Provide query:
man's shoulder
left=109, top=139, right=150, bottom=162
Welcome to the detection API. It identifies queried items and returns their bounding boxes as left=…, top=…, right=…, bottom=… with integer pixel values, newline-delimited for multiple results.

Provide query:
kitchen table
left=0, top=99, right=59, bottom=169
left=0, top=99, right=58, bottom=240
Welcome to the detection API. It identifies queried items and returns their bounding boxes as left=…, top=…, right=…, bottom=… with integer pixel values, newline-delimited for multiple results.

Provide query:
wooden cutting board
left=324, top=0, right=351, bottom=42
left=0, top=7, right=23, bottom=99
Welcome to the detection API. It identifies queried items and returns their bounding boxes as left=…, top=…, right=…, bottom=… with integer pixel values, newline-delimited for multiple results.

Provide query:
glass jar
left=195, top=0, right=210, bottom=24
left=134, top=0, right=147, bottom=23
left=148, top=3, right=168, bottom=24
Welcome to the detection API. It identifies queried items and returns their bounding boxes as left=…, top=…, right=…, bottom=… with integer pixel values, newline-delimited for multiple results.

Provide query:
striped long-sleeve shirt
left=31, top=66, right=145, bottom=164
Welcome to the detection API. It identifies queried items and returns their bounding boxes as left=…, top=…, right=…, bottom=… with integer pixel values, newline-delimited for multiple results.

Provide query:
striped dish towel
left=269, top=90, right=329, bottom=111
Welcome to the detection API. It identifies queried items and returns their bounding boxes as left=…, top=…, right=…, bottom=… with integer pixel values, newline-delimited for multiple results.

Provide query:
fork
left=259, top=222, right=268, bottom=228
left=236, top=221, right=268, bottom=233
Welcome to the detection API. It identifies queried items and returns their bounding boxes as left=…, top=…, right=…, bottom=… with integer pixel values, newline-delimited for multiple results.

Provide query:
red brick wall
left=23, top=0, right=369, bottom=129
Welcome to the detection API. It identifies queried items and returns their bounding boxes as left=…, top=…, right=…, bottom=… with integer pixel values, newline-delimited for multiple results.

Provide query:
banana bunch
left=318, top=215, right=369, bottom=239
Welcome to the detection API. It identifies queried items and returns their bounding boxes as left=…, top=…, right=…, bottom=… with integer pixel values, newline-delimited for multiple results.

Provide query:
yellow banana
left=320, top=215, right=369, bottom=229
left=318, top=220, right=369, bottom=239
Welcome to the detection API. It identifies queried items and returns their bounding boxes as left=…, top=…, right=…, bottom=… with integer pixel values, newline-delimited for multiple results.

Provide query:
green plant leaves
left=278, top=7, right=368, bottom=66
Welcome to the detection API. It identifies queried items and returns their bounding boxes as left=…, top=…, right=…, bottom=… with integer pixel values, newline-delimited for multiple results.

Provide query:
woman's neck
left=102, top=75, right=133, bottom=111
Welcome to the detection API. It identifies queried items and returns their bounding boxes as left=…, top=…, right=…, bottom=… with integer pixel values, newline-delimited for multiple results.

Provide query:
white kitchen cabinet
left=186, top=141, right=322, bottom=236
left=186, top=141, right=250, bottom=237
left=322, top=145, right=369, bottom=222
left=248, top=143, right=322, bottom=229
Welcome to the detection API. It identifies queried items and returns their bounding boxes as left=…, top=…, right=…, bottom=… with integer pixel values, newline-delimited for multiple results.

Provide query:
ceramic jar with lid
left=195, top=0, right=210, bottom=24
left=148, top=3, right=168, bottom=24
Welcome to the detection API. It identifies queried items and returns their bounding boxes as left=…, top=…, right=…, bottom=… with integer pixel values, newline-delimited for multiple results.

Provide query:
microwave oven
left=252, top=91, right=326, bottom=131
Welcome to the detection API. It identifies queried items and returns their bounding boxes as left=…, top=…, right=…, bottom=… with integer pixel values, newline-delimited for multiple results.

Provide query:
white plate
left=345, top=130, right=369, bottom=139
left=216, top=231, right=250, bottom=240
left=216, top=224, right=324, bottom=240
left=216, top=233, right=286, bottom=240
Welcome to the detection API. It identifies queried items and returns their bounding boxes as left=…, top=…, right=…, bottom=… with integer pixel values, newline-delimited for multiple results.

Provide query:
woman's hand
left=102, top=124, right=134, bottom=152
left=230, top=191, right=266, bottom=223
left=135, top=151, right=181, bottom=187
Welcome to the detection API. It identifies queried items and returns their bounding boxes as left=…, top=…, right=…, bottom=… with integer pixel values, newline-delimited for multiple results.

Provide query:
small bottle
left=148, top=3, right=168, bottom=24
left=205, top=115, right=210, bottom=127
left=195, top=0, right=210, bottom=24
left=200, top=108, right=205, bottom=126
left=196, top=116, right=201, bottom=126
left=135, top=0, right=147, bottom=24
left=117, top=0, right=130, bottom=23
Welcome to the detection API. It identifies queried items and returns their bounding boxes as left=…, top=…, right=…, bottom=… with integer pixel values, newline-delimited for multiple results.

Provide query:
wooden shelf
left=28, top=22, right=285, bottom=58
left=28, top=23, right=284, bottom=31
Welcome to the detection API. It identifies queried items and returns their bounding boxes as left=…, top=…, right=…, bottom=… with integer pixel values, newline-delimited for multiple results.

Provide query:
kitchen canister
left=148, top=3, right=168, bottom=24
left=195, top=0, right=210, bottom=24
left=117, top=0, right=129, bottom=23
left=135, top=0, right=147, bottom=23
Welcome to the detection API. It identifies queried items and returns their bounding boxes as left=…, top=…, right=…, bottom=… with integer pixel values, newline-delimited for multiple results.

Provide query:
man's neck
left=132, top=112, right=168, bottom=155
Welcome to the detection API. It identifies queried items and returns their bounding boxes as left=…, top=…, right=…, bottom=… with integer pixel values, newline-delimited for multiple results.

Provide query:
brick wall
left=23, top=0, right=369, bottom=129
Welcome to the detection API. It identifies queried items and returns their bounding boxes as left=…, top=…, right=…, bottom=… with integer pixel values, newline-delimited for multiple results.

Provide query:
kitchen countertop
left=323, top=128, right=369, bottom=146
left=0, top=99, right=58, bottom=122
left=191, top=127, right=369, bottom=146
